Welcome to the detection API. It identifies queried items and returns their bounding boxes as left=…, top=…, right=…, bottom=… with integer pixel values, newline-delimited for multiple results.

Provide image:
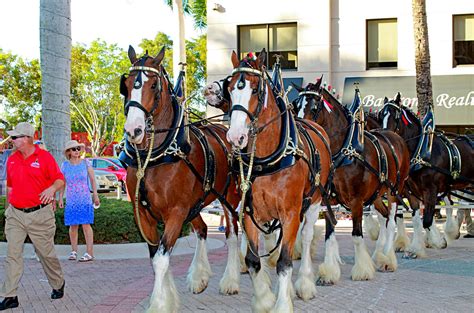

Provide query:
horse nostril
left=134, top=128, right=142, bottom=137
left=238, top=136, right=245, bottom=146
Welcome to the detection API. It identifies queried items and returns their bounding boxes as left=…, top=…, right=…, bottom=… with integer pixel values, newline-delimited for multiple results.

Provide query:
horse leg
left=404, top=196, right=426, bottom=259
left=295, top=203, right=320, bottom=300
left=148, top=215, right=184, bottom=313
left=382, top=198, right=398, bottom=271
left=363, top=205, right=380, bottom=241
left=394, top=204, right=410, bottom=252
left=263, top=228, right=280, bottom=268
left=274, top=216, right=300, bottom=313
left=240, top=231, right=249, bottom=273
left=219, top=205, right=240, bottom=295
left=423, top=189, right=447, bottom=249
left=351, top=203, right=376, bottom=281
left=371, top=198, right=389, bottom=271
left=292, top=222, right=304, bottom=260
left=187, top=215, right=212, bottom=294
left=444, top=197, right=460, bottom=242
left=244, top=216, right=275, bottom=313
left=317, top=210, right=342, bottom=286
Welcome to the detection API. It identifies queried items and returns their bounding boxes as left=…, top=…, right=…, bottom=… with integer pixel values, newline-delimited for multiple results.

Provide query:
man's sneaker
left=51, top=281, right=65, bottom=299
left=0, top=296, right=19, bottom=310
left=463, top=234, right=474, bottom=238
left=218, top=226, right=225, bottom=232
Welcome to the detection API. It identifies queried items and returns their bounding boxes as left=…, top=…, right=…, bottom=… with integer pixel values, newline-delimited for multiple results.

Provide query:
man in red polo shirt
left=0, top=122, right=66, bottom=310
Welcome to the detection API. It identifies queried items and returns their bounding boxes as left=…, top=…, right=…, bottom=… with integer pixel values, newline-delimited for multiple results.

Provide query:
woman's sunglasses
left=11, top=135, right=26, bottom=140
left=69, top=147, right=82, bottom=152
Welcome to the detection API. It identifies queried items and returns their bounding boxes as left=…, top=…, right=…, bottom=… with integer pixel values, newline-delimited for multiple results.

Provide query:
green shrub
left=0, top=196, right=191, bottom=244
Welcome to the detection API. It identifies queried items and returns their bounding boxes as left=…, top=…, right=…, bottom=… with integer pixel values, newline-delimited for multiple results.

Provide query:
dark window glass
left=238, top=23, right=297, bottom=70
left=453, top=15, right=474, bottom=66
left=367, top=19, right=398, bottom=69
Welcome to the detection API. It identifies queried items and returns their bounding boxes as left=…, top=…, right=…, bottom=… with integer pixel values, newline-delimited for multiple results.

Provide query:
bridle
left=121, top=56, right=163, bottom=118
left=381, top=102, right=402, bottom=132
left=297, top=89, right=324, bottom=121
left=228, top=66, right=267, bottom=124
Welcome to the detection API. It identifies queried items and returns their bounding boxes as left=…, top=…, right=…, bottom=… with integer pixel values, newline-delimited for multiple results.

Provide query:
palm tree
left=412, top=0, right=433, bottom=117
left=40, top=0, right=72, bottom=163
left=164, top=0, right=207, bottom=80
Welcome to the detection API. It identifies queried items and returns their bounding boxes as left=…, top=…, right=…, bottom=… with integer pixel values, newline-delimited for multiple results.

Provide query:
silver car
left=89, top=169, right=119, bottom=193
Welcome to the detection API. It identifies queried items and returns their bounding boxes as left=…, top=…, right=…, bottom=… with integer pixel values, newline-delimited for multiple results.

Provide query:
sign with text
left=343, top=75, right=474, bottom=125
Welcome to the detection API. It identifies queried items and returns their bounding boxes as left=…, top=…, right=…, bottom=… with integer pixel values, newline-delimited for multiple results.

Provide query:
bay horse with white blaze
left=121, top=46, right=241, bottom=312
left=225, top=50, right=333, bottom=312
left=380, top=95, right=474, bottom=257
left=293, top=80, right=410, bottom=278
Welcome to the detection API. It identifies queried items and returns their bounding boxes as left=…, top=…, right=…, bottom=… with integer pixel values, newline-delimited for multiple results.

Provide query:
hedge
left=0, top=196, right=190, bottom=244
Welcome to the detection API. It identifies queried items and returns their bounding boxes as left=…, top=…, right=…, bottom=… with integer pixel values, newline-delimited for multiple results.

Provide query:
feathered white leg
left=404, top=210, right=426, bottom=259
left=444, top=208, right=460, bottom=242
left=295, top=203, right=320, bottom=301
left=382, top=204, right=398, bottom=272
left=317, top=232, right=342, bottom=285
left=394, top=209, right=410, bottom=252
left=274, top=268, right=294, bottom=313
left=363, top=205, right=380, bottom=241
left=148, top=249, right=180, bottom=313
left=351, top=236, right=376, bottom=281
left=372, top=211, right=389, bottom=271
left=187, top=234, right=212, bottom=294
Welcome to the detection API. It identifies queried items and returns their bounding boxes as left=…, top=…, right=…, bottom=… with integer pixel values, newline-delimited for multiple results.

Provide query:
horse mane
left=319, top=87, right=349, bottom=116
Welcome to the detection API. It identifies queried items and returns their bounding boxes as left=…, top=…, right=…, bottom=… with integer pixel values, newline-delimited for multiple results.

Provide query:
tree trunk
left=412, top=0, right=433, bottom=117
left=173, top=0, right=186, bottom=86
left=40, top=0, right=71, bottom=163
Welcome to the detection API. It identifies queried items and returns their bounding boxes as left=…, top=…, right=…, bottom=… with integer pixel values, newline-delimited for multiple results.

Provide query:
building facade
left=206, top=0, right=473, bottom=131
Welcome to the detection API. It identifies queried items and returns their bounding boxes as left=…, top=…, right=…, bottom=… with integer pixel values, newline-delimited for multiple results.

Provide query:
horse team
left=119, top=46, right=473, bottom=312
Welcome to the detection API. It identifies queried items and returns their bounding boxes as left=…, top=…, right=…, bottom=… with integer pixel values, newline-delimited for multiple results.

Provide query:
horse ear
left=384, top=97, right=389, bottom=104
left=257, top=48, right=267, bottom=68
left=291, top=82, right=304, bottom=92
left=395, top=92, right=402, bottom=105
left=315, top=74, right=324, bottom=89
left=231, top=51, right=239, bottom=68
left=153, top=47, right=165, bottom=65
left=128, top=45, right=137, bottom=64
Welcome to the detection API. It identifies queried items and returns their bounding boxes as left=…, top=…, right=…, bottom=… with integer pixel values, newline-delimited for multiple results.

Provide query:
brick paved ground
left=1, top=220, right=473, bottom=312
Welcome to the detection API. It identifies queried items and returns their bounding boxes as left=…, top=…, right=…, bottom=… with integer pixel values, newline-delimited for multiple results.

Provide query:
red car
left=87, top=157, right=127, bottom=192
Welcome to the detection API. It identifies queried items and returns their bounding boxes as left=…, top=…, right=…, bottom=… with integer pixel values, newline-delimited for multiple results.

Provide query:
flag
left=174, top=70, right=185, bottom=98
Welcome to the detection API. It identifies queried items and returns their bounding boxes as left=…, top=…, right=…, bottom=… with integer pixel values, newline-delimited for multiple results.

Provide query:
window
left=367, top=19, right=398, bottom=69
left=239, top=23, right=297, bottom=70
left=96, top=159, right=109, bottom=169
left=453, top=14, right=474, bottom=66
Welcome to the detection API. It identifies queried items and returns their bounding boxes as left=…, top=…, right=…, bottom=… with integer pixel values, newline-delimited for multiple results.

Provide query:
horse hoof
left=402, top=252, right=417, bottom=259
left=316, top=278, right=334, bottom=286
left=395, top=247, right=404, bottom=253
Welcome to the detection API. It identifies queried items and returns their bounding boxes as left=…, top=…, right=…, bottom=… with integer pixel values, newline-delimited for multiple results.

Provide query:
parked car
left=89, top=169, right=119, bottom=193
left=88, top=157, right=127, bottom=192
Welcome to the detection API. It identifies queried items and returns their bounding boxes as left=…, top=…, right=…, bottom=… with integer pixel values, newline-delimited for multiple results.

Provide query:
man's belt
left=14, top=204, right=47, bottom=213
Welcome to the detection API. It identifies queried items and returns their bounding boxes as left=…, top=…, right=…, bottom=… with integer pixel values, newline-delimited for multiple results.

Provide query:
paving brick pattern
left=1, top=222, right=473, bottom=312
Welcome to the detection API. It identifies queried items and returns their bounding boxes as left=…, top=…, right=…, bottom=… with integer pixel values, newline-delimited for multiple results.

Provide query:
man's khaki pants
left=1, top=204, right=64, bottom=297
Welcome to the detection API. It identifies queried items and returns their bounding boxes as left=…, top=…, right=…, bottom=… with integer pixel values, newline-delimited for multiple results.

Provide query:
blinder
left=121, top=57, right=163, bottom=117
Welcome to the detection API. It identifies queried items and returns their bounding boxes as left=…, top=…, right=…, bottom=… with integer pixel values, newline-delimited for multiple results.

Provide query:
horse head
left=380, top=92, right=403, bottom=130
left=291, top=76, right=324, bottom=121
left=203, top=78, right=231, bottom=112
left=226, top=49, right=269, bottom=149
left=121, top=45, right=166, bottom=144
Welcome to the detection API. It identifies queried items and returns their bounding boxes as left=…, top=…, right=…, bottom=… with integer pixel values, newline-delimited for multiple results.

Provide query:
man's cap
left=7, top=122, right=35, bottom=137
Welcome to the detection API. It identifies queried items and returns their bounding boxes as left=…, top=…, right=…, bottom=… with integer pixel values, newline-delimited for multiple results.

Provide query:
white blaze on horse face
left=382, top=111, right=391, bottom=129
left=227, top=79, right=252, bottom=149
left=298, top=97, right=308, bottom=118
left=124, top=72, right=149, bottom=144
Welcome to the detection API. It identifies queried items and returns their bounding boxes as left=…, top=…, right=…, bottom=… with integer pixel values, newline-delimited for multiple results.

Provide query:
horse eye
left=252, top=88, right=258, bottom=94
left=151, top=82, right=157, bottom=89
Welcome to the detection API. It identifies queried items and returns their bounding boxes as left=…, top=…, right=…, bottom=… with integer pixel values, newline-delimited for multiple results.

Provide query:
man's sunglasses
left=11, top=135, right=27, bottom=140
left=68, top=147, right=82, bottom=152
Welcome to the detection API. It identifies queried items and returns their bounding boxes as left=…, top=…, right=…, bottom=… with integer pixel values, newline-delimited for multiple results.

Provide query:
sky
left=0, top=0, right=202, bottom=60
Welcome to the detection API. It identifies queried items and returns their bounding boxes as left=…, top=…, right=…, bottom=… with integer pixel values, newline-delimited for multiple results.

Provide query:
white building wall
left=207, top=0, right=474, bottom=116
